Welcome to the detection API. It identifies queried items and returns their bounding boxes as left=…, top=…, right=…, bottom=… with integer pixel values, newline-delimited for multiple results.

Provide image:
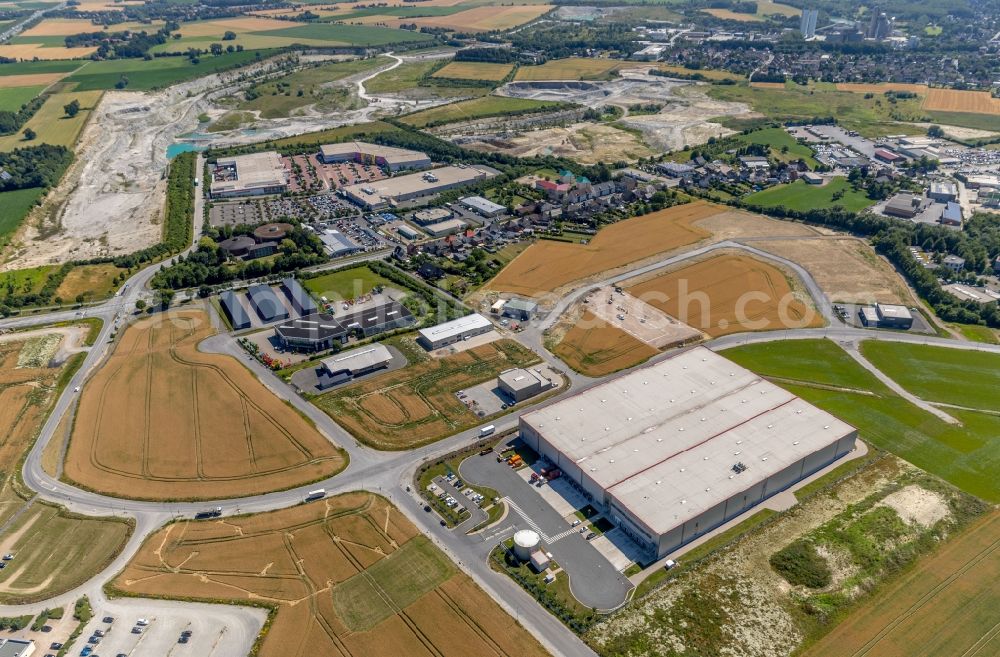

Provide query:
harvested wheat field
left=552, top=308, right=658, bottom=377
left=433, top=61, right=514, bottom=81
left=65, top=309, right=345, bottom=500
left=755, top=237, right=912, bottom=305
left=396, top=5, right=552, bottom=31
left=0, top=73, right=65, bottom=88
left=0, top=44, right=98, bottom=60
left=922, top=88, right=1000, bottom=115
left=21, top=18, right=107, bottom=36
left=488, top=202, right=723, bottom=299
left=835, top=82, right=929, bottom=95
left=804, top=509, right=1000, bottom=657
left=114, top=492, right=551, bottom=657
left=626, top=253, right=823, bottom=337
left=314, top=339, right=540, bottom=449
left=514, top=57, right=625, bottom=81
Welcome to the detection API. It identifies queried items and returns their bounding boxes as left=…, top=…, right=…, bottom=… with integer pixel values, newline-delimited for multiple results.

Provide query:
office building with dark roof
left=281, top=278, right=317, bottom=316
left=246, top=284, right=289, bottom=323
left=219, top=290, right=252, bottom=330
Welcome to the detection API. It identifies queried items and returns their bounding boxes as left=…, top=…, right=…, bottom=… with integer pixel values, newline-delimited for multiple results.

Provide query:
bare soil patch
left=114, top=492, right=551, bottom=657
left=463, top=121, right=655, bottom=165
left=551, top=307, right=658, bottom=377
left=0, top=73, right=66, bottom=88
left=753, top=237, right=913, bottom=305
left=64, top=308, right=345, bottom=500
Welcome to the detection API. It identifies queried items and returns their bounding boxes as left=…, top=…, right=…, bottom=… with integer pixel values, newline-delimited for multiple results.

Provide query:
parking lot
left=460, top=443, right=633, bottom=610
left=290, top=344, right=408, bottom=394
left=72, top=598, right=265, bottom=657
left=457, top=362, right=564, bottom=417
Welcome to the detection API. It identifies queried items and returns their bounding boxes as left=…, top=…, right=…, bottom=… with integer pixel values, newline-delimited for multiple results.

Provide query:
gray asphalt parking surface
left=461, top=451, right=633, bottom=610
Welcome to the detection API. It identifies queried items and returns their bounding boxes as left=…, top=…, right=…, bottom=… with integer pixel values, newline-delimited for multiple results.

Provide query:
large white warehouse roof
left=417, top=313, right=492, bottom=342
left=521, top=346, right=855, bottom=535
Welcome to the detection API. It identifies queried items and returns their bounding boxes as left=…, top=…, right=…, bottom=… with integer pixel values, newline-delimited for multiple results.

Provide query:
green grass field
left=859, top=341, right=1000, bottom=412
left=710, top=83, right=926, bottom=137
left=256, top=23, right=434, bottom=47
left=745, top=177, right=874, bottom=213
left=0, top=503, right=132, bottom=604
left=0, top=188, right=45, bottom=244
left=735, top=126, right=818, bottom=166
left=302, top=266, right=393, bottom=301
left=65, top=50, right=264, bottom=91
left=0, top=60, right=82, bottom=76
left=723, top=339, right=1000, bottom=502
left=924, top=110, right=1000, bottom=132
left=400, top=95, right=560, bottom=128
left=330, top=536, right=456, bottom=631
left=0, top=90, right=102, bottom=152
left=0, top=85, right=44, bottom=112
left=236, top=56, right=388, bottom=118
left=0, top=264, right=53, bottom=300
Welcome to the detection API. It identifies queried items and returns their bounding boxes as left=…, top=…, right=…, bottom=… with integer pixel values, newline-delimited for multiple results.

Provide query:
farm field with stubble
left=113, top=492, right=552, bottom=657
left=64, top=308, right=345, bottom=500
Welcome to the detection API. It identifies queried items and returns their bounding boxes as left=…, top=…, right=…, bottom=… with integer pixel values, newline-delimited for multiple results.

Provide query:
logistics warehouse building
left=341, top=165, right=496, bottom=210
left=519, top=347, right=857, bottom=561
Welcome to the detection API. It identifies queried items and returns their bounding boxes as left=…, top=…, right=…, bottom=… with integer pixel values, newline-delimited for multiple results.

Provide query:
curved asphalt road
left=4, top=204, right=1000, bottom=655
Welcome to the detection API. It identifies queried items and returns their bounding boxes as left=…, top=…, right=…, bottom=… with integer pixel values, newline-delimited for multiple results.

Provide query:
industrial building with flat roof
left=0, top=639, right=34, bottom=657
left=317, top=343, right=393, bottom=388
left=859, top=303, right=914, bottom=329
left=210, top=152, right=288, bottom=199
left=275, top=312, right=348, bottom=351
left=519, top=347, right=857, bottom=560
left=417, top=313, right=493, bottom=349
left=460, top=195, right=506, bottom=218
left=246, top=284, right=289, bottom=323
left=423, top=218, right=467, bottom=237
left=219, top=290, right=251, bottom=330
left=498, top=367, right=553, bottom=402
left=319, top=142, right=431, bottom=171
left=341, top=165, right=496, bottom=210
left=413, top=207, right=452, bottom=225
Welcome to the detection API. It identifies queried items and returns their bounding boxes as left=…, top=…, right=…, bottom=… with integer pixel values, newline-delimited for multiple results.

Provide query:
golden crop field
left=488, top=202, right=721, bottom=297
left=923, top=87, right=1000, bottom=115
left=394, top=5, right=552, bottom=31
left=0, top=90, right=102, bottom=152
left=64, top=309, right=346, bottom=500
left=656, top=64, right=743, bottom=81
left=433, top=61, right=514, bottom=81
left=702, top=8, right=764, bottom=21
left=553, top=309, right=658, bottom=376
left=0, top=72, right=65, bottom=88
left=515, top=57, right=625, bottom=81
left=0, top=44, right=98, bottom=60
left=626, top=253, right=823, bottom=337
left=21, top=18, right=105, bottom=36
left=114, top=492, right=552, bottom=657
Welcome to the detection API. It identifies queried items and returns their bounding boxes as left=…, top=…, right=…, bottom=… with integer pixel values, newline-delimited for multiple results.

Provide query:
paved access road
left=5, top=198, right=1000, bottom=657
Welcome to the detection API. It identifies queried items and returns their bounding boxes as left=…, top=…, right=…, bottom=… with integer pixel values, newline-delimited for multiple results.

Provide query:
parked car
left=586, top=532, right=596, bottom=540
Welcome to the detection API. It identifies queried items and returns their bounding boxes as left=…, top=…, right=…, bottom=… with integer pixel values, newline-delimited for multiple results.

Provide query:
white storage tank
left=513, top=529, right=540, bottom=561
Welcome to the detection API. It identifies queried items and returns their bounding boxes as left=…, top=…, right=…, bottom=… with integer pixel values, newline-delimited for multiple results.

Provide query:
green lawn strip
left=925, top=110, right=1000, bottom=132
left=0, top=60, right=82, bottom=76
left=65, top=50, right=268, bottom=91
left=256, top=23, right=434, bottom=47
left=947, top=323, right=999, bottom=344
left=745, top=177, right=874, bottom=213
left=733, top=126, right=817, bottom=167
left=365, top=59, right=440, bottom=94
left=859, top=341, right=1000, bottom=412
left=331, top=536, right=455, bottom=630
left=721, top=338, right=890, bottom=392
left=301, top=265, right=394, bottom=302
left=0, top=188, right=45, bottom=246
left=0, top=85, right=44, bottom=113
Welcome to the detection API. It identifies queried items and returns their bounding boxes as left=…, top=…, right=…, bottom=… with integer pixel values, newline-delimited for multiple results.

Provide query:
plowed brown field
left=488, top=202, right=720, bottom=298
left=552, top=309, right=658, bottom=376
left=626, top=253, right=823, bottom=337
left=114, top=492, right=551, bottom=657
left=65, top=309, right=344, bottom=500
